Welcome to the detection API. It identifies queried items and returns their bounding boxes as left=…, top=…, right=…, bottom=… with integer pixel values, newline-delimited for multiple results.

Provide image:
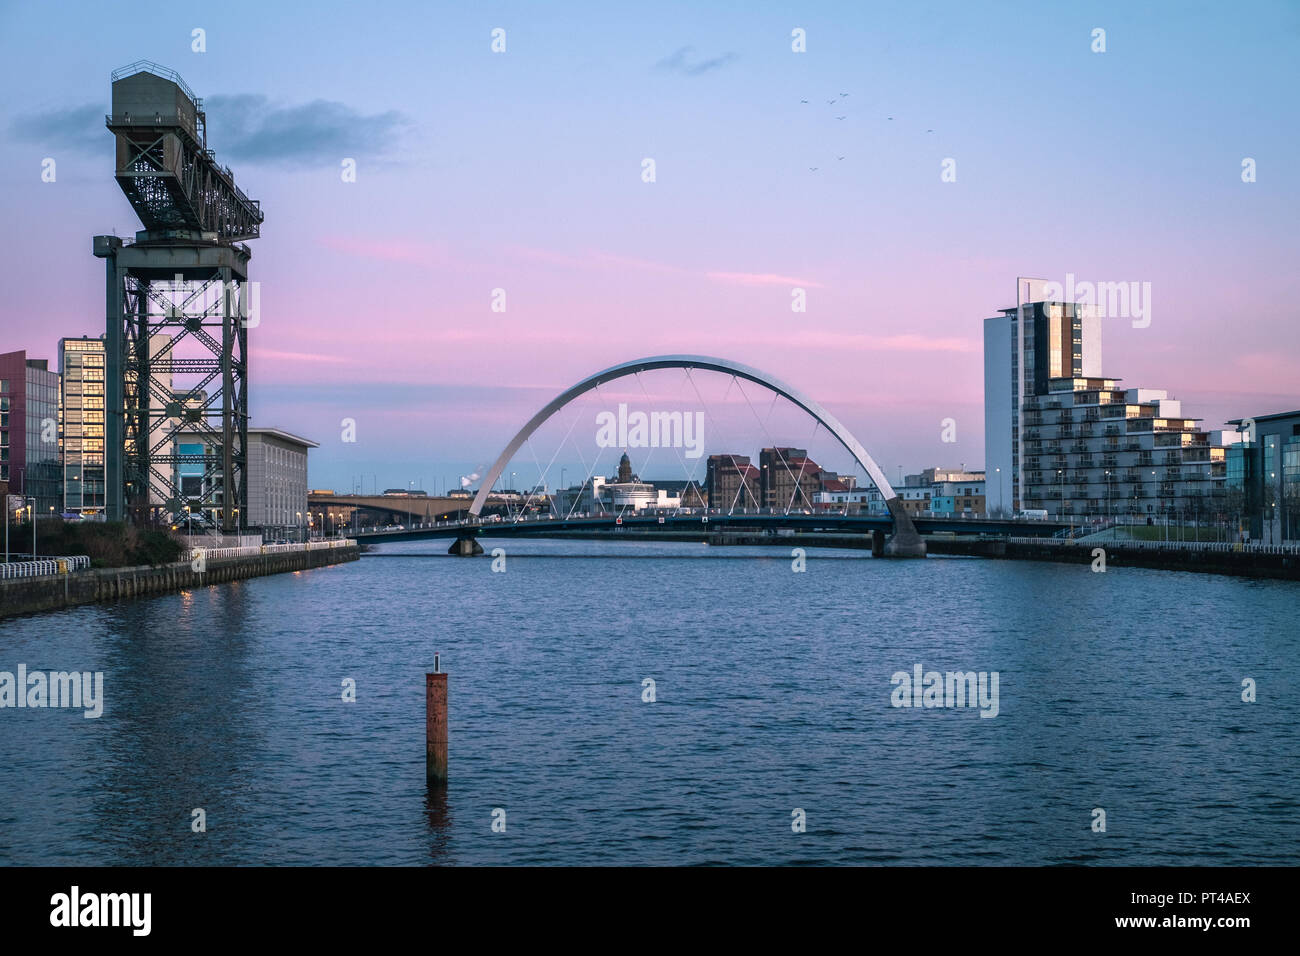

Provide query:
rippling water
left=1, top=539, right=1296, bottom=865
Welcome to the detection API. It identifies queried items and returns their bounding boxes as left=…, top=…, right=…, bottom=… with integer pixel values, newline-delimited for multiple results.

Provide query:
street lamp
left=1269, top=471, right=1277, bottom=544
left=25, top=497, right=36, bottom=558
left=995, top=467, right=1002, bottom=517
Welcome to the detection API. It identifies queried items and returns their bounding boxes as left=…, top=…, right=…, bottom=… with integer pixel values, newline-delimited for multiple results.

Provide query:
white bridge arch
left=468, top=354, right=924, bottom=554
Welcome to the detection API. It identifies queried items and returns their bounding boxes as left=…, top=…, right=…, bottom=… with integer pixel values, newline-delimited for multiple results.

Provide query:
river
left=1, top=540, right=1296, bottom=865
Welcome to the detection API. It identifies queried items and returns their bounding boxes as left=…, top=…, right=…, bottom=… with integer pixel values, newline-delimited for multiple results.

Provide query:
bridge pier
left=882, top=498, right=927, bottom=558
left=448, top=534, right=484, bottom=557
left=872, top=530, right=885, bottom=557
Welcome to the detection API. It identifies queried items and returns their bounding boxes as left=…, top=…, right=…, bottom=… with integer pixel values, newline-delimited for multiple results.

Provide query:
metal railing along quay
left=1000, top=536, right=1300, bottom=555
left=0, top=556, right=93, bottom=579
left=190, top=539, right=357, bottom=561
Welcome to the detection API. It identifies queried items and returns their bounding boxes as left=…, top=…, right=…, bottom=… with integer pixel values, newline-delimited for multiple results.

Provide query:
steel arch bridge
left=459, top=354, right=926, bottom=557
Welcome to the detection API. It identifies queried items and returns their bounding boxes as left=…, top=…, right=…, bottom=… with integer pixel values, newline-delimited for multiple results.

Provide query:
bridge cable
left=561, top=379, right=614, bottom=520
left=517, top=391, right=593, bottom=520
left=782, top=419, right=824, bottom=515
left=730, top=376, right=825, bottom=515
left=631, top=368, right=706, bottom=516
left=681, top=368, right=753, bottom=516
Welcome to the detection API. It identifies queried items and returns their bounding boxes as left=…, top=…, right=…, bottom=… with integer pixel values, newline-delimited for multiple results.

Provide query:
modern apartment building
left=984, top=278, right=1103, bottom=513
left=0, top=350, right=61, bottom=516
left=58, top=336, right=107, bottom=515
left=1019, top=377, right=1230, bottom=517
left=1225, top=410, right=1300, bottom=542
left=984, top=278, right=1236, bottom=519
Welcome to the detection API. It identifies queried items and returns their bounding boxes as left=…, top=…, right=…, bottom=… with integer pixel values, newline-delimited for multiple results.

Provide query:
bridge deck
left=349, top=513, right=1074, bottom=543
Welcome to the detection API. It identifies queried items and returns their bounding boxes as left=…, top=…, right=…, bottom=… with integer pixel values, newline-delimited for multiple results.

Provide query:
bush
left=15, top=519, right=184, bottom=568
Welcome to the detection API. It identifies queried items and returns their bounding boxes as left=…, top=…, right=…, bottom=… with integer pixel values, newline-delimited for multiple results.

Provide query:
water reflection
left=424, top=782, right=453, bottom=863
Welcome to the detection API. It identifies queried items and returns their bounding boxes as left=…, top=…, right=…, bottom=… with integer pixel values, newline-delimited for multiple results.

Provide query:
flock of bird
left=802, top=92, right=933, bottom=171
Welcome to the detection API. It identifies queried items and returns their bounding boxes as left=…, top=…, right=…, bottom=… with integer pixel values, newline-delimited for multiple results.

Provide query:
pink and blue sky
left=1, top=0, right=1297, bottom=492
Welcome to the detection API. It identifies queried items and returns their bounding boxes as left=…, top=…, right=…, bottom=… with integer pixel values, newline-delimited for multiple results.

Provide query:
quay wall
left=925, top=537, right=1300, bottom=581
left=0, top=545, right=360, bottom=620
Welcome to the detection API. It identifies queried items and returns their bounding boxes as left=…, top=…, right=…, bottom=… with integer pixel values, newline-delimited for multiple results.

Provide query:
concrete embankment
left=0, top=545, right=360, bottom=620
left=926, top=537, right=1300, bottom=581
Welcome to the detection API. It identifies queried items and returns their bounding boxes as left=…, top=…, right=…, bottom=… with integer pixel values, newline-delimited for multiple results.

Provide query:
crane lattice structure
left=94, top=61, right=263, bottom=532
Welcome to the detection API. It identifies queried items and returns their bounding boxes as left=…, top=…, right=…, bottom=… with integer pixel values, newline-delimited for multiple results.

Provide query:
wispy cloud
left=706, top=271, right=824, bottom=288
left=9, top=94, right=408, bottom=167
left=655, top=46, right=738, bottom=76
left=251, top=348, right=353, bottom=365
left=506, top=244, right=687, bottom=274
left=203, top=94, right=408, bottom=165
left=506, top=244, right=822, bottom=288
left=678, top=331, right=976, bottom=354
left=9, top=103, right=104, bottom=153
left=318, top=235, right=454, bottom=266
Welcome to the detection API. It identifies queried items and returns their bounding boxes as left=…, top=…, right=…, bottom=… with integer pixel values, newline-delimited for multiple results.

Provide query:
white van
left=1015, top=509, right=1049, bottom=521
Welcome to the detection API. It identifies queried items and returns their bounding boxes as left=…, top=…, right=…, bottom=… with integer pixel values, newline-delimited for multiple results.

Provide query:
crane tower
left=93, top=61, right=263, bottom=533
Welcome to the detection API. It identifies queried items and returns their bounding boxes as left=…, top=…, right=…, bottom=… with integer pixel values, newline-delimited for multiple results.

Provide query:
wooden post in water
left=426, top=656, right=448, bottom=783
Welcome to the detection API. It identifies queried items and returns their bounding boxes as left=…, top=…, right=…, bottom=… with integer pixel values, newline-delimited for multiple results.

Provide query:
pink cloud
left=251, top=348, right=352, bottom=364
left=705, top=271, right=824, bottom=288
left=505, top=243, right=824, bottom=288
left=317, top=235, right=456, bottom=266
left=696, top=331, right=977, bottom=354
